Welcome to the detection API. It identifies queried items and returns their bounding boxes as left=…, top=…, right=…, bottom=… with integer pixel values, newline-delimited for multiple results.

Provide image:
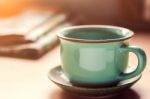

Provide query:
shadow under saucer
left=48, top=66, right=141, bottom=98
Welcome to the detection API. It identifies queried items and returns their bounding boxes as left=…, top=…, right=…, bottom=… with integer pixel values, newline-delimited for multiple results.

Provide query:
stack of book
left=0, top=8, right=72, bottom=59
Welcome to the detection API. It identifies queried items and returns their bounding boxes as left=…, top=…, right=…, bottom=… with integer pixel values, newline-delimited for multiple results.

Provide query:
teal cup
left=57, top=25, right=146, bottom=87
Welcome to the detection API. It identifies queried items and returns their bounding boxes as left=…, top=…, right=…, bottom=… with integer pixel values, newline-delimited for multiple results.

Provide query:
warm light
left=0, top=0, right=30, bottom=17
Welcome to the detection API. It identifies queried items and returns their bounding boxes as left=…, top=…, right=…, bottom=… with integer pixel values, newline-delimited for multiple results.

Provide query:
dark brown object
left=38, top=0, right=150, bottom=31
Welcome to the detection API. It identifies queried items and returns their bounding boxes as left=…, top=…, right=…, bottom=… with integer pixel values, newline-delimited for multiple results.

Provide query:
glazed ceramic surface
left=57, top=25, right=146, bottom=85
left=49, top=66, right=141, bottom=97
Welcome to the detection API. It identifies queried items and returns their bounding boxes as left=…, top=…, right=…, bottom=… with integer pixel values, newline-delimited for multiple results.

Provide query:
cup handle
left=118, top=45, right=147, bottom=80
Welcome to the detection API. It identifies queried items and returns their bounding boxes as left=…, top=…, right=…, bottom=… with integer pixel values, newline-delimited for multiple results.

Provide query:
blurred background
left=43, top=0, right=150, bottom=31
left=0, top=0, right=150, bottom=30
left=0, top=0, right=149, bottom=59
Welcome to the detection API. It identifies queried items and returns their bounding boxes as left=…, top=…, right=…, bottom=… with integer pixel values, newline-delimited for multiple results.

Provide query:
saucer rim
left=48, top=65, right=141, bottom=90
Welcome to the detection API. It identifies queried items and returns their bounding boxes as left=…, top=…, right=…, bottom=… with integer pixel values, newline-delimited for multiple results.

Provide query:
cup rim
left=56, top=25, right=134, bottom=43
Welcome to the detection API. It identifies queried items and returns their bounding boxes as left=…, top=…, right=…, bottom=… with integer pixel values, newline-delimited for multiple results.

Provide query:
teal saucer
left=48, top=66, right=141, bottom=97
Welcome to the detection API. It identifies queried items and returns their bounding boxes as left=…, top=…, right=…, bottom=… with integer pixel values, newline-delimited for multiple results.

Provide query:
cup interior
left=57, top=25, right=134, bottom=43
left=66, top=28, right=123, bottom=40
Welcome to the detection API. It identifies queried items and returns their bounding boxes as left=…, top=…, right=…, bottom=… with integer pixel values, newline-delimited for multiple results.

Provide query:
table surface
left=0, top=32, right=149, bottom=99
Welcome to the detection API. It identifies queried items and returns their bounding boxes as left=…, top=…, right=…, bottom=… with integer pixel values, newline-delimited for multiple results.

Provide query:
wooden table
left=0, top=32, right=149, bottom=99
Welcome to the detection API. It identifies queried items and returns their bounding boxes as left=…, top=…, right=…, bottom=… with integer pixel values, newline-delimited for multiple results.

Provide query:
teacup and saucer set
left=48, top=25, right=147, bottom=98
